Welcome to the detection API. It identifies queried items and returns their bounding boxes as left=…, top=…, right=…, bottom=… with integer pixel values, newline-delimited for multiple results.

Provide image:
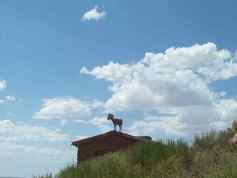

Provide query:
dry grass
left=35, top=127, right=237, bottom=178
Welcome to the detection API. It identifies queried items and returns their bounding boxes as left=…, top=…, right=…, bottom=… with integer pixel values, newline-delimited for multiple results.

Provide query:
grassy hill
left=36, top=127, right=237, bottom=178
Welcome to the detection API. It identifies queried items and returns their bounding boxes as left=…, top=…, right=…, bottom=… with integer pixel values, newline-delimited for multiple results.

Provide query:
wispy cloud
left=0, top=95, right=16, bottom=103
left=0, top=80, right=7, bottom=91
left=0, top=120, right=75, bottom=176
left=82, top=6, right=106, bottom=21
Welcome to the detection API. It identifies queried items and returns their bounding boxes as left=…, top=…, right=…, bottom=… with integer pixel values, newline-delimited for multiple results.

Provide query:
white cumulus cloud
left=82, top=6, right=106, bottom=21
left=81, top=42, right=237, bottom=137
left=33, top=97, right=103, bottom=121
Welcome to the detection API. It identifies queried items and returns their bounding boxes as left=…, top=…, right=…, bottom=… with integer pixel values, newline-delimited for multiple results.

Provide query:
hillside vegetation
left=37, top=126, right=237, bottom=178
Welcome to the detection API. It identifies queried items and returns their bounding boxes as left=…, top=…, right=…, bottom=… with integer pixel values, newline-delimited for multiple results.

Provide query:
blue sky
left=1, top=0, right=237, bottom=177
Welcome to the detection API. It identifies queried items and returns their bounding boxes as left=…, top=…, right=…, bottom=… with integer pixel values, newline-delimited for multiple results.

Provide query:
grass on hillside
left=35, top=125, right=237, bottom=178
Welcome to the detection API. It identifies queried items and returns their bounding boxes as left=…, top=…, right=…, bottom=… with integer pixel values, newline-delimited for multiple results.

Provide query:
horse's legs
left=119, top=124, right=122, bottom=132
left=114, top=124, right=116, bottom=131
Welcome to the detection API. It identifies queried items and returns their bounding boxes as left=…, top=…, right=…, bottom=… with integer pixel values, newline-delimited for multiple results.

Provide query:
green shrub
left=37, top=125, right=237, bottom=178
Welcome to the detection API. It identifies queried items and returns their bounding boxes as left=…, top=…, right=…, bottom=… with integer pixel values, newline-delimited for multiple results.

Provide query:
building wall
left=77, top=134, right=139, bottom=163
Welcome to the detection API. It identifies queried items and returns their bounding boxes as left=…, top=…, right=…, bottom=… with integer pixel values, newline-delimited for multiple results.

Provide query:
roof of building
left=72, top=131, right=145, bottom=147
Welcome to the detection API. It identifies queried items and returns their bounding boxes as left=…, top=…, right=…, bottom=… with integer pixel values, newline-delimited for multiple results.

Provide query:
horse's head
left=107, top=113, right=114, bottom=120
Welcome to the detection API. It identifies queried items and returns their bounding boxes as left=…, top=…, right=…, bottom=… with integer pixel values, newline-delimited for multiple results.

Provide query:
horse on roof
left=107, top=113, right=123, bottom=132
